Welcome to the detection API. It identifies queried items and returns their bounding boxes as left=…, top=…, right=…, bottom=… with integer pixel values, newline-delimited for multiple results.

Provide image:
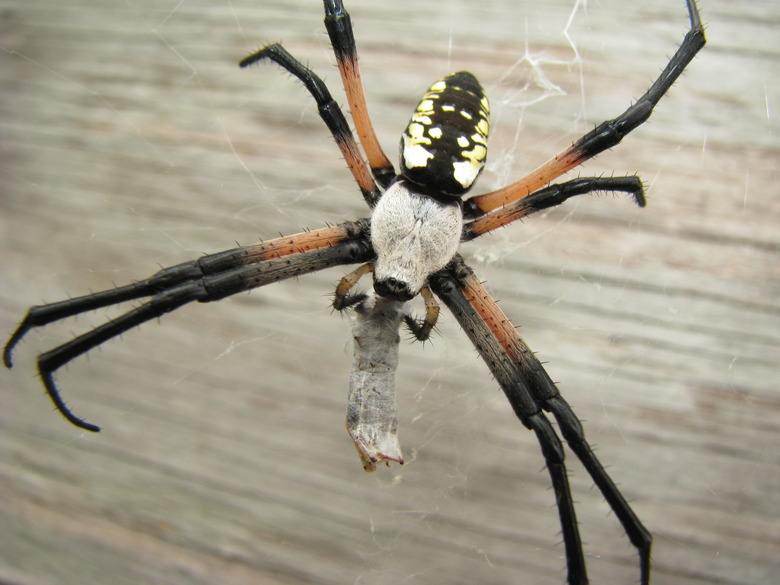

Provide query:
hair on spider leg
left=331, top=289, right=368, bottom=312
left=402, top=314, right=438, bottom=344
left=585, top=173, right=647, bottom=207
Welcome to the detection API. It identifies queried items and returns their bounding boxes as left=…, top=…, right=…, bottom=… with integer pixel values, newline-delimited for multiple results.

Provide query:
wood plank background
left=1, top=1, right=777, bottom=584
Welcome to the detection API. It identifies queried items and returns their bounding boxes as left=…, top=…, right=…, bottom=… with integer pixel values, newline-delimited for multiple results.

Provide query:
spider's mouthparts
left=373, top=277, right=414, bottom=302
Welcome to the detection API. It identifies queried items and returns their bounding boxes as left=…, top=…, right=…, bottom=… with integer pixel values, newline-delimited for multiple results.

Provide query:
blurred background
left=2, top=1, right=778, bottom=584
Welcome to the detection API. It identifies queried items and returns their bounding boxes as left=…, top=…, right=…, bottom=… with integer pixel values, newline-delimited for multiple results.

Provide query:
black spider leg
left=429, top=256, right=588, bottom=585
left=240, top=44, right=382, bottom=207
left=322, top=0, right=396, bottom=189
left=462, top=175, right=645, bottom=239
left=534, top=374, right=653, bottom=585
left=4, top=220, right=373, bottom=432
left=572, top=0, right=706, bottom=162
left=469, top=0, right=705, bottom=214
left=431, top=256, right=653, bottom=585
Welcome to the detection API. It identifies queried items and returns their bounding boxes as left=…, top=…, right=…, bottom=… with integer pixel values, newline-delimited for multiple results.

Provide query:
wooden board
left=1, top=1, right=778, bottom=584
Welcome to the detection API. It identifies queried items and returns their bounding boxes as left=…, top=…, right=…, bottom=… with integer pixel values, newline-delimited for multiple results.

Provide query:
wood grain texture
left=1, top=1, right=777, bottom=584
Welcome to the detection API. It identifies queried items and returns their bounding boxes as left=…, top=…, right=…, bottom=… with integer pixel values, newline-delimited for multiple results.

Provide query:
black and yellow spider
left=4, top=1, right=705, bottom=584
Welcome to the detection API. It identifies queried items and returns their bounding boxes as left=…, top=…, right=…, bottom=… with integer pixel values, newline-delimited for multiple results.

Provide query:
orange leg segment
left=324, top=0, right=396, bottom=188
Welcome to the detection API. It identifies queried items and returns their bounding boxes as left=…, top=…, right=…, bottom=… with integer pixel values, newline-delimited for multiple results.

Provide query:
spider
left=4, top=1, right=705, bottom=584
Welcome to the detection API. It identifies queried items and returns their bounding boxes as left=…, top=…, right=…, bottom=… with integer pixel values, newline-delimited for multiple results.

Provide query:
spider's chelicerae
left=5, top=1, right=705, bottom=583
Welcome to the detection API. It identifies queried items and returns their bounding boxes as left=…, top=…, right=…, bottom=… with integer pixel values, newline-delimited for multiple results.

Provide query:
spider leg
left=467, top=0, right=705, bottom=214
left=323, top=0, right=396, bottom=189
left=489, top=299, right=653, bottom=582
left=402, top=285, right=439, bottom=342
left=240, top=44, right=381, bottom=207
left=333, top=261, right=374, bottom=310
left=5, top=220, right=373, bottom=432
left=429, top=256, right=588, bottom=585
left=462, top=175, right=644, bottom=239
left=543, top=395, right=652, bottom=585
left=431, top=255, right=653, bottom=585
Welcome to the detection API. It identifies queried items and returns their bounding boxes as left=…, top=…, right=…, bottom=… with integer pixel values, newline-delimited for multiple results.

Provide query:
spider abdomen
left=400, top=71, right=490, bottom=196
